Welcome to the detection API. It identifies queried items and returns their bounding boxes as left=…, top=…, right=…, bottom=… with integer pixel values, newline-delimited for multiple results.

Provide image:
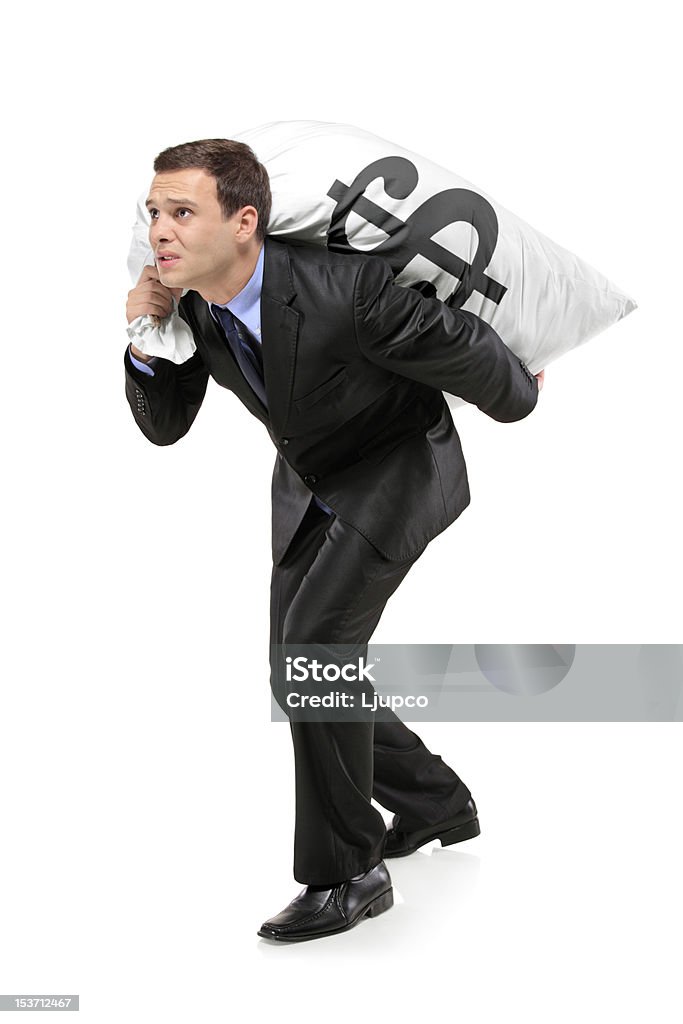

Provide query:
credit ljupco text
left=283, top=656, right=429, bottom=711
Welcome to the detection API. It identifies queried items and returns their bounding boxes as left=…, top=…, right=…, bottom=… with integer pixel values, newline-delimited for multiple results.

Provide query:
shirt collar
left=208, top=244, right=264, bottom=339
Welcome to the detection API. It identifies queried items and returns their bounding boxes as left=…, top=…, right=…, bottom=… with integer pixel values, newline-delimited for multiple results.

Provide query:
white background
left=1, top=0, right=681, bottom=1021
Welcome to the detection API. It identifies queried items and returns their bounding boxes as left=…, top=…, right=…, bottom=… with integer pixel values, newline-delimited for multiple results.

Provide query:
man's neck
left=198, top=243, right=263, bottom=305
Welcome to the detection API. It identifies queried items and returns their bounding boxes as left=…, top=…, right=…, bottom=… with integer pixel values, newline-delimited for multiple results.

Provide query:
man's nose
left=149, top=214, right=175, bottom=245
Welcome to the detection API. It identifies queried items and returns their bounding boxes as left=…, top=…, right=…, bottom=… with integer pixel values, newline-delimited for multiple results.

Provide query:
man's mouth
left=157, top=253, right=181, bottom=265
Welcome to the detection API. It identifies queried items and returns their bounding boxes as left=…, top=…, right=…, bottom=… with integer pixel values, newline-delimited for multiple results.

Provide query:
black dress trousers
left=270, top=498, right=472, bottom=885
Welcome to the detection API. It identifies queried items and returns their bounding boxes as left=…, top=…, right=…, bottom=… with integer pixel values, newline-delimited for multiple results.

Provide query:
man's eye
left=177, top=208, right=192, bottom=218
left=148, top=209, right=159, bottom=220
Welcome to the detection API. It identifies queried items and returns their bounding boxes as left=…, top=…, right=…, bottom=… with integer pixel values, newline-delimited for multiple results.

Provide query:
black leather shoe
left=384, top=799, right=480, bottom=858
left=257, top=862, right=393, bottom=942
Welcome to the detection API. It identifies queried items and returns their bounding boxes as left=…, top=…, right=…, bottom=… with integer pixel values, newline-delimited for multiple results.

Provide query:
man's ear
left=232, top=205, right=259, bottom=241
left=235, top=205, right=259, bottom=242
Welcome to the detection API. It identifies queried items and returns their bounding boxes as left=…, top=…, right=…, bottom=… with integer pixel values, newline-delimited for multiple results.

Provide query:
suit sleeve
left=124, top=344, right=210, bottom=446
left=353, top=258, right=538, bottom=423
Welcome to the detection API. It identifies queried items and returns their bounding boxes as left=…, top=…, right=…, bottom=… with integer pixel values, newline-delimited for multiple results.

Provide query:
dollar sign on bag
left=327, top=156, right=506, bottom=309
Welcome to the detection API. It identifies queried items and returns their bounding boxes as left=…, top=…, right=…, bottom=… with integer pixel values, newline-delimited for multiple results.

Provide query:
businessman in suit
left=124, top=139, right=542, bottom=942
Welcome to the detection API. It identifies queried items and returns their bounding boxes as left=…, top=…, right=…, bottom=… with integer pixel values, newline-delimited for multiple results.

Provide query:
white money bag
left=128, top=120, right=636, bottom=405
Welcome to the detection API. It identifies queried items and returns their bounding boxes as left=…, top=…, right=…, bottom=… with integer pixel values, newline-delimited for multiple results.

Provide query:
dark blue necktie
left=211, top=304, right=267, bottom=409
left=211, top=303, right=333, bottom=517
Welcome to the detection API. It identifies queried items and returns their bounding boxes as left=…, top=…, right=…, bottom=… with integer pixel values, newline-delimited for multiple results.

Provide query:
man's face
left=146, top=168, right=247, bottom=297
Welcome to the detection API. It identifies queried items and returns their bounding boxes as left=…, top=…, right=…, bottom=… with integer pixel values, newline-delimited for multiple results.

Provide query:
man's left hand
left=535, top=370, right=545, bottom=391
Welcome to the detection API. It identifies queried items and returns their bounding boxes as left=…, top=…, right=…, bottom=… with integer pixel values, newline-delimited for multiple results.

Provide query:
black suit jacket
left=124, top=237, right=538, bottom=563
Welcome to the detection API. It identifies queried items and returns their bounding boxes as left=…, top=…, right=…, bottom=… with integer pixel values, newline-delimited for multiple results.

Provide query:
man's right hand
left=126, top=265, right=182, bottom=362
left=126, top=264, right=180, bottom=324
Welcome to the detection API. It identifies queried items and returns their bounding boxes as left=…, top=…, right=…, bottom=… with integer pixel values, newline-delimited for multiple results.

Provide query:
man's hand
left=126, top=264, right=182, bottom=324
left=126, top=265, right=183, bottom=362
left=535, top=370, right=545, bottom=392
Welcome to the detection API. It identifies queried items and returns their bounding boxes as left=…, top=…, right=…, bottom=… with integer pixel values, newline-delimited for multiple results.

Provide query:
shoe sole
left=385, top=816, right=481, bottom=858
left=257, top=887, right=394, bottom=943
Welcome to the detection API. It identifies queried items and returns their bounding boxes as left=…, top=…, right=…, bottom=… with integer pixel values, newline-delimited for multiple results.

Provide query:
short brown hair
left=153, top=139, right=272, bottom=241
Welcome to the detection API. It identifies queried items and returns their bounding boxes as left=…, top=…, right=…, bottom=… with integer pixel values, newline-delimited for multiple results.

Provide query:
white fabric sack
left=126, top=298, right=196, bottom=365
left=128, top=120, right=636, bottom=395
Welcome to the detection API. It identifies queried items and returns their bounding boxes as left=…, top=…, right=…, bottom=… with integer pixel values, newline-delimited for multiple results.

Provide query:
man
left=124, top=139, right=543, bottom=943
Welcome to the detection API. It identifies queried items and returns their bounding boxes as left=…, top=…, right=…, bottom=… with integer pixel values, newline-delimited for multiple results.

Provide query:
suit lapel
left=179, top=238, right=300, bottom=435
left=181, top=292, right=271, bottom=425
left=260, top=238, right=300, bottom=439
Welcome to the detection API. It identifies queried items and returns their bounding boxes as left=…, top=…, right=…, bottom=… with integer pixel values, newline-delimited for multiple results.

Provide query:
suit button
left=304, top=474, right=318, bottom=486
left=281, top=438, right=289, bottom=446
